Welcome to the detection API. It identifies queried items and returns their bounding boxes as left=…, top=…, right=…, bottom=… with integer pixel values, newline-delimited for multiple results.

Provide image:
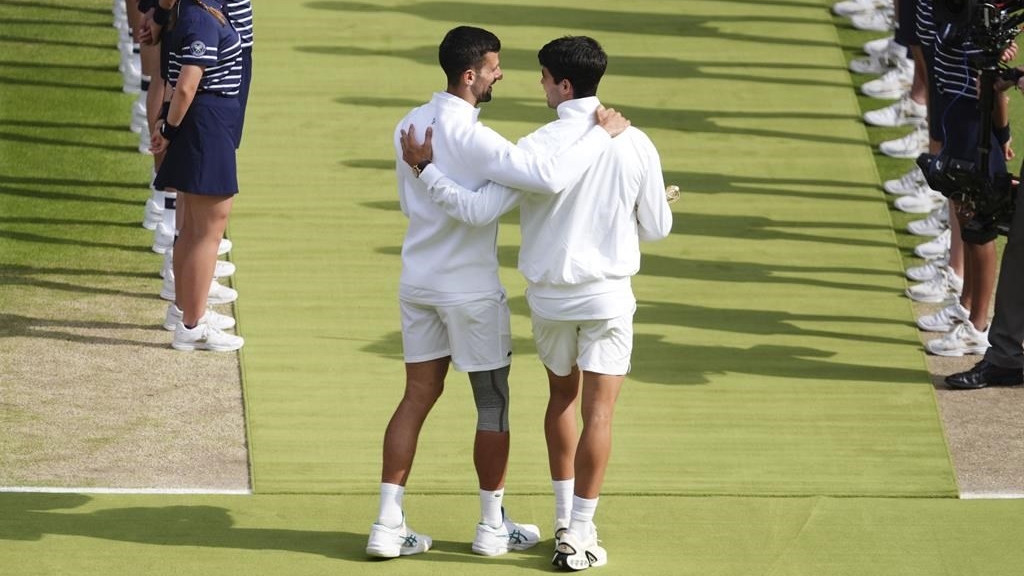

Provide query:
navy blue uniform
left=154, top=0, right=243, bottom=196
left=225, top=0, right=253, bottom=147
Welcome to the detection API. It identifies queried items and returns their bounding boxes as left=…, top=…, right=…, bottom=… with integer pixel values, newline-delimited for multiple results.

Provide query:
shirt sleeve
left=174, top=13, right=219, bottom=68
left=633, top=133, right=674, bottom=242
left=419, top=164, right=523, bottom=227
left=463, top=124, right=612, bottom=195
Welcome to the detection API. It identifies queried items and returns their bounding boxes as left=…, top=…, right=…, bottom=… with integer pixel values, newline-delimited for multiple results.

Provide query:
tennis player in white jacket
left=400, top=35, right=673, bottom=571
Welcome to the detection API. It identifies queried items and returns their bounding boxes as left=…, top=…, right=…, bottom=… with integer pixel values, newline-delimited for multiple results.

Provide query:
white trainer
left=906, top=257, right=949, bottom=281
left=894, top=187, right=945, bottom=214
left=554, top=518, right=570, bottom=551
left=472, top=515, right=541, bottom=556
left=366, top=521, right=432, bottom=558
left=924, top=323, right=989, bottom=357
left=906, top=265, right=963, bottom=303
left=879, top=124, right=929, bottom=158
left=833, top=0, right=892, bottom=17
left=851, top=7, right=895, bottom=32
left=160, top=273, right=238, bottom=305
left=863, top=93, right=927, bottom=127
left=863, top=35, right=895, bottom=56
left=861, top=57, right=913, bottom=99
left=142, top=198, right=163, bottom=230
left=163, top=304, right=236, bottom=332
left=171, top=322, right=244, bottom=352
left=914, top=229, right=952, bottom=260
left=552, top=527, right=608, bottom=571
left=917, top=301, right=970, bottom=332
left=907, top=205, right=949, bottom=237
left=883, top=166, right=926, bottom=195
left=161, top=251, right=235, bottom=280
left=219, top=237, right=233, bottom=255
left=152, top=222, right=175, bottom=254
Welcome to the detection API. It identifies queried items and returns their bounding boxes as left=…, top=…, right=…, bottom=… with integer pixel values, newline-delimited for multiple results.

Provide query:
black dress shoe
left=946, top=360, right=1024, bottom=390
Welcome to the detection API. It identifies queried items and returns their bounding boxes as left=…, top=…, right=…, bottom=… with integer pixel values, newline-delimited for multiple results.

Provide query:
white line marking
left=960, top=492, right=1024, bottom=500
left=0, top=487, right=251, bottom=495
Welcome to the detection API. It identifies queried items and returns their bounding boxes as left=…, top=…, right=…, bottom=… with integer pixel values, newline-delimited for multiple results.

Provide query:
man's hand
left=595, top=105, right=630, bottom=137
left=400, top=124, right=433, bottom=167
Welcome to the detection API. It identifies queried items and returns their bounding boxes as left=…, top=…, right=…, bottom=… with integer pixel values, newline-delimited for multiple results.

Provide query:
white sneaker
left=925, top=323, right=989, bottom=357
left=883, top=166, right=926, bottom=195
left=863, top=93, right=927, bottom=127
left=861, top=57, right=913, bottom=99
left=914, top=229, right=952, bottom=260
left=219, top=237, right=233, bottom=255
left=152, top=222, right=175, bottom=254
left=171, top=322, right=244, bottom=352
left=906, top=265, right=963, bottom=303
left=851, top=7, right=895, bottom=32
left=917, top=301, right=970, bottom=332
left=142, top=198, right=163, bottom=231
left=906, top=257, right=949, bottom=281
left=472, top=515, right=542, bottom=556
left=160, top=250, right=235, bottom=279
left=879, top=124, right=929, bottom=158
left=907, top=205, right=949, bottom=236
left=863, top=35, right=895, bottom=56
left=160, top=273, right=238, bottom=305
left=163, top=304, right=236, bottom=332
left=554, top=518, right=570, bottom=551
left=833, top=0, right=892, bottom=17
left=894, top=187, right=945, bottom=214
left=366, top=521, right=432, bottom=558
left=552, top=527, right=608, bottom=571
left=138, top=124, right=152, bottom=155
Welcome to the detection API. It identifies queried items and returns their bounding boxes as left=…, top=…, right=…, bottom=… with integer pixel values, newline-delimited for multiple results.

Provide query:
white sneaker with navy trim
left=366, top=521, right=432, bottom=558
left=472, top=514, right=541, bottom=556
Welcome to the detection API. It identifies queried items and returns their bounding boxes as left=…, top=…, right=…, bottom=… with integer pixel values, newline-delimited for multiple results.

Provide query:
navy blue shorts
left=895, top=0, right=919, bottom=47
left=154, top=93, right=240, bottom=196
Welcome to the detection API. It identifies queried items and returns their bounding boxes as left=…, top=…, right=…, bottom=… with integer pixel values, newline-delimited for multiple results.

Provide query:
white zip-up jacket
left=394, top=92, right=613, bottom=303
left=418, top=97, right=673, bottom=316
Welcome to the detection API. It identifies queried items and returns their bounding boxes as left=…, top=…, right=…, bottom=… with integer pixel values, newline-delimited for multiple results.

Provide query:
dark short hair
left=438, top=26, right=501, bottom=86
left=537, top=36, right=607, bottom=98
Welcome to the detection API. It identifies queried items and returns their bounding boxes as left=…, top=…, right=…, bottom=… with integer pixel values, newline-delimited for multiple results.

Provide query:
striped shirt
left=915, top=0, right=936, bottom=48
left=167, top=1, right=243, bottom=95
left=933, top=26, right=977, bottom=99
left=225, top=0, right=254, bottom=49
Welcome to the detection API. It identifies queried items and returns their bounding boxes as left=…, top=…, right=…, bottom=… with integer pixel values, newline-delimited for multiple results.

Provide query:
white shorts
left=530, top=312, right=633, bottom=377
left=400, top=292, right=512, bottom=372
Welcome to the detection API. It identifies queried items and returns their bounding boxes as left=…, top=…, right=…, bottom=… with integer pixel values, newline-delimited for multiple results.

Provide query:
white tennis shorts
left=400, top=292, right=512, bottom=372
left=530, top=312, right=633, bottom=377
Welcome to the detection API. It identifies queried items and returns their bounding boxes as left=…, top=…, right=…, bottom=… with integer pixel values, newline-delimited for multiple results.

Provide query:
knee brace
left=469, top=366, right=510, bottom=432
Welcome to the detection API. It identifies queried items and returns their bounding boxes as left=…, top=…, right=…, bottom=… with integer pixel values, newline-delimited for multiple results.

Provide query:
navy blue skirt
left=154, top=93, right=240, bottom=196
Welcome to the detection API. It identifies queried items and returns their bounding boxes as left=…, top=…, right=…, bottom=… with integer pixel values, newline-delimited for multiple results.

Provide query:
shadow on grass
left=0, top=494, right=557, bottom=568
left=0, top=314, right=167, bottom=347
left=0, top=184, right=140, bottom=206
left=304, top=1, right=837, bottom=48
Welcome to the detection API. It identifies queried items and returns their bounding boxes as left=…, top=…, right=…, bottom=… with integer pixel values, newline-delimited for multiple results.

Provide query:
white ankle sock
left=569, top=495, right=598, bottom=537
left=480, top=488, right=504, bottom=527
left=552, top=479, right=574, bottom=521
left=376, top=482, right=404, bottom=528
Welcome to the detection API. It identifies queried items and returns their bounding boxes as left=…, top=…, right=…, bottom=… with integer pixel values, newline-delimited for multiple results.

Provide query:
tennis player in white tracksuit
left=402, top=35, right=673, bottom=570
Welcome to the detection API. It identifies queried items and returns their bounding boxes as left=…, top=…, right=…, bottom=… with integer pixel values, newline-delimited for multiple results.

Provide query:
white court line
left=0, top=487, right=251, bottom=495
left=960, top=491, right=1024, bottom=500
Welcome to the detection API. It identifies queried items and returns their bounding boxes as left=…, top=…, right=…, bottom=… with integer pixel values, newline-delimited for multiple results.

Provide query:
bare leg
left=381, top=358, right=448, bottom=485
left=474, top=431, right=509, bottom=491
left=965, top=240, right=997, bottom=330
left=574, top=372, right=623, bottom=499
left=176, top=193, right=232, bottom=326
left=545, top=366, right=581, bottom=482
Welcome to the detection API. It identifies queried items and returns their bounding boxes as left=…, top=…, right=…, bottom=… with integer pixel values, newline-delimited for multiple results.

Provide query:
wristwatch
left=411, top=160, right=431, bottom=178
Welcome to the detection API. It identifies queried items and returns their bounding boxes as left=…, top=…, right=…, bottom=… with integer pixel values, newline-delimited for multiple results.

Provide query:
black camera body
left=917, top=153, right=1016, bottom=236
left=923, top=0, right=1024, bottom=237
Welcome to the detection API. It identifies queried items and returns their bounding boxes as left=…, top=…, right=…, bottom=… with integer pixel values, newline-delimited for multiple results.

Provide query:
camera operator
left=920, top=21, right=1015, bottom=357
left=947, top=68, right=1024, bottom=389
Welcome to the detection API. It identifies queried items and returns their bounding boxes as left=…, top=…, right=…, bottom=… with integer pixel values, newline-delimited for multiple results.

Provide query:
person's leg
left=469, top=365, right=511, bottom=494
left=965, top=239, right=997, bottom=331
left=177, top=193, right=232, bottom=326
left=380, top=357, right=448, bottom=490
left=545, top=365, right=580, bottom=485
left=573, top=372, right=624, bottom=500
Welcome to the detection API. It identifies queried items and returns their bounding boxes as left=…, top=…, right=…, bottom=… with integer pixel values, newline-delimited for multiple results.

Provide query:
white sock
left=552, top=479, right=574, bottom=521
left=480, top=488, right=504, bottom=527
left=376, top=482, right=404, bottom=528
left=569, top=495, right=599, bottom=537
